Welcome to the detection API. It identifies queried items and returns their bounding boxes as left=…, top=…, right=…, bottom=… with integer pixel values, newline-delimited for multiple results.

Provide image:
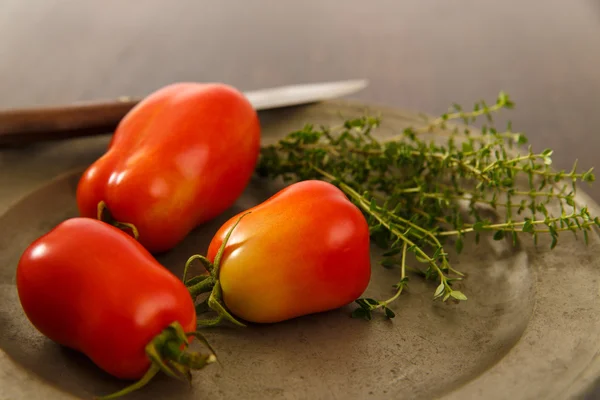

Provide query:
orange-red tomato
left=206, top=180, right=372, bottom=323
left=76, top=82, right=261, bottom=253
left=16, top=218, right=198, bottom=380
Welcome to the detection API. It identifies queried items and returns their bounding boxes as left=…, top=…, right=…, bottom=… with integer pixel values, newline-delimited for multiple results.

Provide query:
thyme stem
left=256, top=90, right=598, bottom=319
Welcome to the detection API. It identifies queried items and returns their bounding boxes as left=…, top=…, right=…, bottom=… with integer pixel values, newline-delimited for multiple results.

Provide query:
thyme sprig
left=257, top=92, right=598, bottom=320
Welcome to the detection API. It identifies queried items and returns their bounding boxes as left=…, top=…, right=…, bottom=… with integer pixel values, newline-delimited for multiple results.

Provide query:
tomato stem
left=187, top=276, right=216, bottom=297
left=97, top=201, right=140, bottom=240
left=93, top=364, right=161, bottom=400
left=184, top=212, right=251, bottom=328
left=183, top=254, right=213, bottom=283
left=94, top=321, right=216, bottom=399
left=162, top=339, right=214, bottom=369
left=202, top=281, right=246, bottom=327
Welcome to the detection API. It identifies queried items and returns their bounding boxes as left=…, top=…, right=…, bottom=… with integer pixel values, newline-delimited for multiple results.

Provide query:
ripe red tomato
left=16, top=218, right=214, bottom=397
left=204, top=180, right=372, bottom=323
left=76, top=82, right=261, bottom=253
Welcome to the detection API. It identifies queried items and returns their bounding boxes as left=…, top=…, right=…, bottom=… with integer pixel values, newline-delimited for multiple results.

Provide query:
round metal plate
left=1, top=101, right=599, bottom=400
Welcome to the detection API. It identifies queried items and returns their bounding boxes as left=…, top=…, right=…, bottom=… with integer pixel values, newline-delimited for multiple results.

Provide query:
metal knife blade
left=245, top=79, right=368, bottom=110
left=0, top=79, right=369, bottom=146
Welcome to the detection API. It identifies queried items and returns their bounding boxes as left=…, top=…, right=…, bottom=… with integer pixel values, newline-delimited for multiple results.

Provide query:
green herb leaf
left=351, top=307, right=372, bottom=320
left=383, top=247, right=402, bottom=257
left=473, top=221, right=488, bottom=232
left=450, top=291, right=468, bottom=301
left=433, top=283, right=445, bottom=299
left=364, top=298, right=380, bottom=307
left=522, top=219, right=534, bottom=233
left=384, top=307, right=396, bottom=319
left=493, top=230, right=505, bottom=240
left=381, top=258, right=398, bottom=269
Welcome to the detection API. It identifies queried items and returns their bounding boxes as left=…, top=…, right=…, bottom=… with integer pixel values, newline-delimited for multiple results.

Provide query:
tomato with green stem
left=76, top=82, right=261, bottom=253
left=16, top=218, right=216, bottom=399
left=185, top=180, right=372, bottom=325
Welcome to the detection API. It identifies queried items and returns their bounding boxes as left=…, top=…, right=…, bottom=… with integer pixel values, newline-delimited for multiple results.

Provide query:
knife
left=0, top=79, right=368, bottom=146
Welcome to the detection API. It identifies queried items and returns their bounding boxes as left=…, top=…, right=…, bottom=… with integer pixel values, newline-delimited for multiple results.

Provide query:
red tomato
left=205, top=180, right=372, bottom=323
left=76, top=82, right=261, bottom=253
left=16, top=218, right=210, bottom=384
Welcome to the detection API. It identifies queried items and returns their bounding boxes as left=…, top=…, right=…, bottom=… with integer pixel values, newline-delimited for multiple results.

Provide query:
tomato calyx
left=97, top=201, right=140, bottom=240
left=184, top=212, right=251, bottom=328
left=94, top=321, right=216, bottom=400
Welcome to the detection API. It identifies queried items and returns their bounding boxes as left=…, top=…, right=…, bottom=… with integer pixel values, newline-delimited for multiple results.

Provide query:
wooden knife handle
left=0, top=98, right=140, bottom=146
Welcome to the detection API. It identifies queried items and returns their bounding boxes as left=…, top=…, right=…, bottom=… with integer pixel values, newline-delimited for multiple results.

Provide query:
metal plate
left=1, top=101, right=599, bottom=400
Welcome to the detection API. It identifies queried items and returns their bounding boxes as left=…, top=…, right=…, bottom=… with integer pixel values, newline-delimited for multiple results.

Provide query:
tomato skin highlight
left=16, top=218, right=197, bottom=380
left=206, top=180, right=372, bottom=323
left=76, top=82, right=261, bottom=253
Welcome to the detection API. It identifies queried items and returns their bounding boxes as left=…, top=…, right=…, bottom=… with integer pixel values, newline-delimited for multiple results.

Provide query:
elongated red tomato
left=16, top=218, right=200, bottom=381
left=206, top=180, right=372, bottom=323
left=76, top=82, right=261, bottom=253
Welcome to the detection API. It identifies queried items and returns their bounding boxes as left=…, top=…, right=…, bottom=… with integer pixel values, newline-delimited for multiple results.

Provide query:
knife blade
left=0, top=79, right=368, bottom=146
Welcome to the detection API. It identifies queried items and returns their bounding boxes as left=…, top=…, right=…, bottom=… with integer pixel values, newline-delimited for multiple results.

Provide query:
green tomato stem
left=184, top=212, right=251, bottom=328
left=94, top=364, right=161, bottom=400
left=93, top=321, right=216, bottom=400
left=187, top=276, right=216, bottom=298
left=96, top=201, right=140, bottom=240
left=183, top=254, right=213, bottom=283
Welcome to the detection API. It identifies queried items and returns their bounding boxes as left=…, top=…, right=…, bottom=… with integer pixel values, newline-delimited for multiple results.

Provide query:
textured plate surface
left=0, top=101, right=599, bottom=400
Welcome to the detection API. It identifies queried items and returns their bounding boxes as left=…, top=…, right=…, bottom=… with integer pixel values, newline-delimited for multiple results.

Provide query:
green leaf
left=355, top=299, right=370, bottom=310
left=433, top=283, right=445, bottom=299
left=383, top=247, right=402, bottom=257
left=493, top=230, right=505, bottom=240
left=517, top=134, right=528, bottom=145
left=522, top=219, right=534, bottom=233
left=369, top=198, right=377, bottom=211
left=369, top=224, right=382, bottom=234
left=351, top=307, right=371, bottom=320
left=442, top=292, right=451, bottom=302
left=364, top=298, right=380, bottom=306
left=550, top=235, right=558, bottom=250
left=462, top=141, right=474, bottom=153
left=384, top=307, right=396, bottom=319
left=381, top=258, right=398, bottom=269
left=473, top=221, right=488, bottom=232
left=542, top=148, right=553, bottom=157
left=450, top=291, right=468, bottom=301
left=497, top=91, right=508, bottom=105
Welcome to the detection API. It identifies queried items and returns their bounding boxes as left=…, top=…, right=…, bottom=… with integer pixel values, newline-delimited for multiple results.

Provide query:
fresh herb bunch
left=257, top=92, right=598, bottom=320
